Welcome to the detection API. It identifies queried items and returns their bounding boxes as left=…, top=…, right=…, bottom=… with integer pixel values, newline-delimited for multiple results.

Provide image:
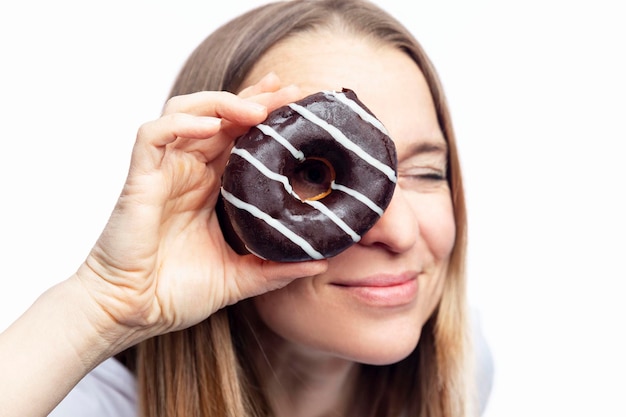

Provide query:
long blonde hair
left=134, top=1, right=472, bottom=416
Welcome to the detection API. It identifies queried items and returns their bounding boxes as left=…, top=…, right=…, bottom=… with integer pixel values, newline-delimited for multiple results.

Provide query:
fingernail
left=200, top=116, right=221, bottom=125
left=259, top=71, right=278, bottom=84
left=245, top=101, right=267, bottom=113
left=282, top=84, right=300, bottom=94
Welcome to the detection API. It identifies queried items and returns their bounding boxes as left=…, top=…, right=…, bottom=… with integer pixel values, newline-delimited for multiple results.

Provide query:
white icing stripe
left=231, top=147, right=296, bottom=196
left=255, top=123, right=305, bottom=161
left=231, top=147, right=362, bottom=242
left=304, top=200, right=361, bottom=242
left=220, top=188, right=324, bottom=260
left=324, top=91, right=389, bottom=136
left=331, top=182, right=384, bottom=216
left=288, top=102, right=397, bottom=183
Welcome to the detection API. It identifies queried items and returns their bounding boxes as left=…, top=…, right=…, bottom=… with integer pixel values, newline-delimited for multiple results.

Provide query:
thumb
left=233, top=256, right=329, bottom=299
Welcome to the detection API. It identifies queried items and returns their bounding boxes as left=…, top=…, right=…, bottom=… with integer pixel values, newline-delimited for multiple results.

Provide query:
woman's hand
left=75, top=73, right=328, bottom=350
left=0, top=74, right=330, bottom=417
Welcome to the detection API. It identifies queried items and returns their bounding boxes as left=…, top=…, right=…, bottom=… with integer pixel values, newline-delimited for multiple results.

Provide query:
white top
left=50, top=311, right=493, bottom=416
left=49, top=356, right=137, bottom=417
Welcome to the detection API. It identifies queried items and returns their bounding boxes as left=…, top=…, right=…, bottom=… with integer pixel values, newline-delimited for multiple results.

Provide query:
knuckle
left=136, top=120, right=154, bottom=140
left=162, top=95, right=184, bottom=114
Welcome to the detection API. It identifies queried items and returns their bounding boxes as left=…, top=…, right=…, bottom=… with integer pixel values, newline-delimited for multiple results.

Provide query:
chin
left=359, top=350, right=416, bottom=366
left=338, top=336, right=420, bottom=366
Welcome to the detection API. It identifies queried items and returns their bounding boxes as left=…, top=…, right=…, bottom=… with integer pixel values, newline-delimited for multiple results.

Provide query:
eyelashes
left=397, top=146, right=449, bottom=188
left=397, top=166, right=449, bottom=191
left=400, top=167, right=447, bottom=181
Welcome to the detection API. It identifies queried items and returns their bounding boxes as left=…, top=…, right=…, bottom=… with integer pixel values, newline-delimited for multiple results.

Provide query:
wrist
left=67, top=265, right=155, bottom=364
left=0, top=275, right=139, bottom=416
left=41, top=276, right=131, bottom=369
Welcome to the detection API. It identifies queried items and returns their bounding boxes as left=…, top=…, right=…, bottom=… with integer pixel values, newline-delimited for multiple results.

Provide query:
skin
left=0, top=29, right=454, bottom=417
left=240, top=31, right=456, bottom=417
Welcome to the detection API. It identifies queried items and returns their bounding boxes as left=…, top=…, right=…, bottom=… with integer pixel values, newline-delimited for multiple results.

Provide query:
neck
left=254, top=331, right=359, bottom=417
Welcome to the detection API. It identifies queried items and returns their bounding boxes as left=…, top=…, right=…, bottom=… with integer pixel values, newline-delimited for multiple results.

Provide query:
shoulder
left=49, top=357, right=137, bottom=417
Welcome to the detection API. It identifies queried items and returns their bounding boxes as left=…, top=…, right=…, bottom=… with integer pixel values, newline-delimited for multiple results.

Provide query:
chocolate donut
left=218, top=89, right=397, bottom=262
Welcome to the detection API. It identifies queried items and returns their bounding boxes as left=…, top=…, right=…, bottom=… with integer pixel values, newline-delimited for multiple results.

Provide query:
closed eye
left=399, top=167, right=446, bottom=182
left=396, top=138, right=449, bottom=189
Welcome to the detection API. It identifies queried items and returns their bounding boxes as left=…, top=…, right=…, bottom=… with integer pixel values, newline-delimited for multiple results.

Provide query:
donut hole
left=292, top=157, right=336, bottom=201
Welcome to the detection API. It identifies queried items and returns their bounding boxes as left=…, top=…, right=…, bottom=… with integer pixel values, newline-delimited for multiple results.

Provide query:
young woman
left=0, top=1, right=491, bottom=416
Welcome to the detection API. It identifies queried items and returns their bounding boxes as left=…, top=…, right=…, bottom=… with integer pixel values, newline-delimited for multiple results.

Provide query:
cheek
left=417, top=193, right=456, bottom=260
left=251, top=281, right=314, bottom=343
left=253, top=286, right=295, bottom=328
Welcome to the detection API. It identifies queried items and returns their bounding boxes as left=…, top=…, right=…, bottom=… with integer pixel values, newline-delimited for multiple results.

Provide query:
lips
left=330, top=272, right=419, bottom=307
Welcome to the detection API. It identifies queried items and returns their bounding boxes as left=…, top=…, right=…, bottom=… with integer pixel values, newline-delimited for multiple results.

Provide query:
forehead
left=244, top=32, right=404, bottom=94
left=243, top=32, right=445, bottom=155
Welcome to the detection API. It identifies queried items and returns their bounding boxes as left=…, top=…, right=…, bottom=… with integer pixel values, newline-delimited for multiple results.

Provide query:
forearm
left=0, top=275, right=129, bottom=417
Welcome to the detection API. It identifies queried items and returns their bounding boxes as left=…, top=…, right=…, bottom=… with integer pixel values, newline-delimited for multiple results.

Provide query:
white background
left=1, top=1, right=625, bottom=416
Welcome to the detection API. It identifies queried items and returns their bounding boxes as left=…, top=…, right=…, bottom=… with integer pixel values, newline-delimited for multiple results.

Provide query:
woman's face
left=241, top=32, right=456, bottom=365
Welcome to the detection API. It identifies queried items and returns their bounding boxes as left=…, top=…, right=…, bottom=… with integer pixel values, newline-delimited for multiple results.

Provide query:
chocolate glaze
left=218, top=89, right=397, bottom=262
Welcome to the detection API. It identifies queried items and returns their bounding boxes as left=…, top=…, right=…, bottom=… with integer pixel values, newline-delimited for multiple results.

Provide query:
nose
left=358, top=186, right=418, bottom=253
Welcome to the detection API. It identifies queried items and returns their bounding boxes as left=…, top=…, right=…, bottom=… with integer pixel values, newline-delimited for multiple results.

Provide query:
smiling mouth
left=331, top=273, right=419, bottom=307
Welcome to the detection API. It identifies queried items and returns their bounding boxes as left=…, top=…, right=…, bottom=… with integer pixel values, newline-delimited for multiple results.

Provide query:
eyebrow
left=399, top=140, right=448, bottom=161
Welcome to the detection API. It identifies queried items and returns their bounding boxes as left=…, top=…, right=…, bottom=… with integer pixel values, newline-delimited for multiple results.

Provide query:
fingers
left=220, top=84, right=303, bottom=138
left=163, top=91, right=268, bottom=124
left=162, top=72, right=303, bottom=121
left=135, top=77, right=303, bottom=168
left=138, top=114, right=222, bottom=148
left=238, top=72, right=282, bottom=98
left=133, top=91, right=272, bottom=168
